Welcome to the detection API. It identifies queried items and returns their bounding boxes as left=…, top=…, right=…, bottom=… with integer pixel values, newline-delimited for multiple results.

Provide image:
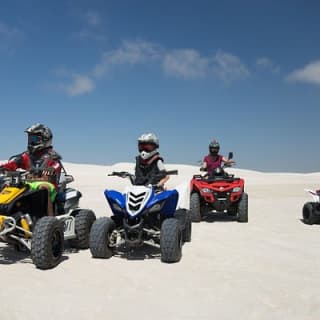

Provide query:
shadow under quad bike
left=89, top=170, right=192, bottom=263
left=0, top=169, right=96, bottom=269
left=190, top=152, right=248, bottom=223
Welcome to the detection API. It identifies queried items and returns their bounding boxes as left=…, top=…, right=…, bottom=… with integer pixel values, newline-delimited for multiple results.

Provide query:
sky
left=0, top=0, right=319, bottom=173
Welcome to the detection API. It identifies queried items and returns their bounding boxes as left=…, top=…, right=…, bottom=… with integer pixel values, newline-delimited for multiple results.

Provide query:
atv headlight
left=112, top=202, right=123, bottom=212
left=149, top=201, right=165, bottom=213
left=201, top=188, right=212, bottom=193
left=232, top=187, right=242, bottom=193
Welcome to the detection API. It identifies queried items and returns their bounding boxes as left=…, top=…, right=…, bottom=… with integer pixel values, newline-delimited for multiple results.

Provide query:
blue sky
left=0, top=0, right=319, bottom=172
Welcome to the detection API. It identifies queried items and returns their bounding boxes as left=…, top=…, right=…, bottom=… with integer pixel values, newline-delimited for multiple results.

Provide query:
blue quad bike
left=89, top=170, right=192, bottom=263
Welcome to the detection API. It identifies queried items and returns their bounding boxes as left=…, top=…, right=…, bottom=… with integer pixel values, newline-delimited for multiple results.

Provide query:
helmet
left=25, top=123, right=53, bottom=153
left=138, top=133, right=159, bottom=160
left=209, top=139, right=220, bottom=156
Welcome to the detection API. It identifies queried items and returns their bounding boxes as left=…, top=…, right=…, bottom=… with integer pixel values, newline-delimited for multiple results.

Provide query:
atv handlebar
left=108, top=170, right=178, bottom=177
left=108, top=171, right=133, bottom=178
left=108, top=170, right=178, bottom=186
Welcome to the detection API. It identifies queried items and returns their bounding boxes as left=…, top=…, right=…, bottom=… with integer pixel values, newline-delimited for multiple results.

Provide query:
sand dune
left=0, top=162, right=319, bottom=320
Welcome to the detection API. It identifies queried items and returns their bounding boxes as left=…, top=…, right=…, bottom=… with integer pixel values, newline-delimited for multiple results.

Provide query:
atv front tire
left=175, top=209, right=192, bottom=242
left=160, top=218, right=182, bottom=263
left=190, top=193, right=201, bottom=222
left=31, top=216, right=64, bottom=270
left=89, top=217, right=116, bottom=258
left=70, top=209, right=96, bottom=249
left=237, top=192, right=248, bottom=223
left=303, top=202, right=320, bottom=225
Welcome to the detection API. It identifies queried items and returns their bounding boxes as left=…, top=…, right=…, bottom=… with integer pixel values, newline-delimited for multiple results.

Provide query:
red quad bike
left=190, top=152, right=248, bottom=223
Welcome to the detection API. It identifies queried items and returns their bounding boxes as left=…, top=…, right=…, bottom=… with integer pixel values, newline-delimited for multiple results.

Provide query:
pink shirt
left=203, top=154, right=223, bottom=175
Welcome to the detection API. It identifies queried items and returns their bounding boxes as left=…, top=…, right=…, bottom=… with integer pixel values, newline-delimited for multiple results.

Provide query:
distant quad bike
left=302, top=189, right=320, bottom=225
left=89, top=170, right=192, bottom=263
left=190, top=152, right=248, bottom=223
left=0, top=169, right=96, bottom=269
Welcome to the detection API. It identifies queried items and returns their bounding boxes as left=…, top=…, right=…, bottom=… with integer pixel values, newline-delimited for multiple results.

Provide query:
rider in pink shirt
left=201, top=139, right=234, bottom=176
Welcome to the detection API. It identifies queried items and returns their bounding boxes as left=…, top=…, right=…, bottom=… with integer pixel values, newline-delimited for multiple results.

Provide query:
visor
left=138, top=142, right=156, bottom=152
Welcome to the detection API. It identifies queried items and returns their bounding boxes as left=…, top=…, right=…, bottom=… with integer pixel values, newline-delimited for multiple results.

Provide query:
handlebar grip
left=165, top=170, right=178, bottom=175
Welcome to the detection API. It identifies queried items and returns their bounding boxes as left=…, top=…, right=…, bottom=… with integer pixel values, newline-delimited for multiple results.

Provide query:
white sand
left=0, top=162, right=319, bottom=320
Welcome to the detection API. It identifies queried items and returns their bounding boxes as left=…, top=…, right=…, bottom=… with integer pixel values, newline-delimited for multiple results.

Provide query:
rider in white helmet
left=134, top=133, right=169, bottom=189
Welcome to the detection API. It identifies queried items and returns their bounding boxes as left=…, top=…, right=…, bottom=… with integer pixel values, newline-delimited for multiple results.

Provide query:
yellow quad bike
left=0, top=170, right=96, bottom=269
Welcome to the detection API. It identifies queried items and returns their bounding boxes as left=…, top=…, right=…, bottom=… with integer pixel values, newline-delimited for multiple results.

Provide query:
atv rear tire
left=190, top=193, right=201, bottom=222
left=303, top=202, right=319, bottom=225
left=160, top=218, right=182, bottom=263
left=70, top=209, right=96, bottom=249
left=89, top=217, right=116, bottom=258
left=31, top=216, right=64, bottom=270
left=237, top=192, right=248, bottom=223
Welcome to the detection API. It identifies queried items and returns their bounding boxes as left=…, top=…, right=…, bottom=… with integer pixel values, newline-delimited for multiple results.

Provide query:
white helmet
left=138, top=133, right=159, bottom=160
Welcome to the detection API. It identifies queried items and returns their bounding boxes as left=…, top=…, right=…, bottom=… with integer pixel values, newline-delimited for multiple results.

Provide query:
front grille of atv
left=127, top=191, right=147, bottom=214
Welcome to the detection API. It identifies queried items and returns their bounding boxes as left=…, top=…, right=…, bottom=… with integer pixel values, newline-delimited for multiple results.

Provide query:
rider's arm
left=200, top=157, right=208, bottom=171
left=157, top=160, right=169, bottom=187
left=42, top=160, right=62, bottom=187
left=0, top=152, right=29, bottom=171
left=222, top=156, right=235, bottom=166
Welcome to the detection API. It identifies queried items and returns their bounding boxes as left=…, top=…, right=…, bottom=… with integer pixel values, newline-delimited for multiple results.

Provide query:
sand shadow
left=299, top=218, right=320, bottom=225
left=114, top=242, right=161, bottom=261
left=0, top=244, right=31, bottom=265
left=0, top=243, right=69, bottom=266
left=201, top=211, right=238, bottom=223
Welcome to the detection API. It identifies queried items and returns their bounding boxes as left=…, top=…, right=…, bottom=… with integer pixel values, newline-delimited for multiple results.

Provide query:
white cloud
left=286, top=60, right=320, bottom=85
left=0, top=21, right=24, bottom=52
left=0, top=22, right=21, bottom=38
left=256, top=57, right=280, bottom=73
left=163, top=49, right=209, bottom=79
left=72, top=29, right=107, bottom=42
left=60, top=74, right=95, bottom=96
left=54, top=40, right=253, bottom=96
left=212, top=51, right=250, bottom=82
left=94, top=40, right=162, bottom=77
left=85, top=11, right=101, bottom=26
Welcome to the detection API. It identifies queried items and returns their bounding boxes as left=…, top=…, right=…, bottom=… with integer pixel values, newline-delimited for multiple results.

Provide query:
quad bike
left=190, top=152, right=248, bottom=223
left=89, top=170, right=192, bottom=263
left=302, top=189, right=320, bottom=225
left=0, top=169, right=96, bottom=269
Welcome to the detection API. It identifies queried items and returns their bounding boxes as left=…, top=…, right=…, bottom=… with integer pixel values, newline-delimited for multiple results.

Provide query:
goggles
left=29, top=134, right=42, bottom=145
left=138, top=142, right=156, bottom=152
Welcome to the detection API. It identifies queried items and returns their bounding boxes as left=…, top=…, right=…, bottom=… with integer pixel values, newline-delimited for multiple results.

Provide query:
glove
left=42, top=167, right=55, bottom=176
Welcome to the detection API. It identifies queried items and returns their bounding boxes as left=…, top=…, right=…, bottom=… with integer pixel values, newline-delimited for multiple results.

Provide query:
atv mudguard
left=0, top=186, right=48, bottom=218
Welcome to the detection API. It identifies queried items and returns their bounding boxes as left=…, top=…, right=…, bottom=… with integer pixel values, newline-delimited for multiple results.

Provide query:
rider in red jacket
left=0, top=123, right=62, bottom=216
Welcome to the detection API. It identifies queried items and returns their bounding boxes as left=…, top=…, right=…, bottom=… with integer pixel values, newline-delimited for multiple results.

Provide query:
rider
left=200, top=139, right=235, bottom=176
left=134, top=133, right=169, bottom=189
left=0, top=123, right=63, bottom=216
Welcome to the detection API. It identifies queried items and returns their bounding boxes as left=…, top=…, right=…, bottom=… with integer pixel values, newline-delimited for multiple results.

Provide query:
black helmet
left=209, top=139, right=220, bottom=156
left=25, top=123, right=53, bottom=153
